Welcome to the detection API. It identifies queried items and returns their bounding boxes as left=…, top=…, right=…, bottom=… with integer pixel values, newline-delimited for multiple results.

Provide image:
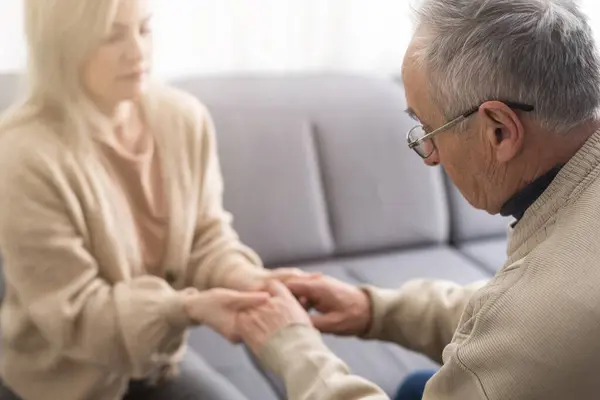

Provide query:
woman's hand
left=224, top=267, right=322, bottom=293
left=182, top=288, right=270, bottom=342
left=237, top=280, right=313, bottom=355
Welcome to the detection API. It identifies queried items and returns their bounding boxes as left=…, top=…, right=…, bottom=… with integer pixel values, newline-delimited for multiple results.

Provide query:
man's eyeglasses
left=406, top=102, right=535, bottom=159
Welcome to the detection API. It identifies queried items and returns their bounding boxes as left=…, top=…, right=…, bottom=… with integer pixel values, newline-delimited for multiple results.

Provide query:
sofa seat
left=458, top=238, right=508, bottom=274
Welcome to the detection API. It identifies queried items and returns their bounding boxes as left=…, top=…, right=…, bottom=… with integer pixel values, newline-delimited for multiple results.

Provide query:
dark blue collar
left=500, top=165, right=563, bottom=223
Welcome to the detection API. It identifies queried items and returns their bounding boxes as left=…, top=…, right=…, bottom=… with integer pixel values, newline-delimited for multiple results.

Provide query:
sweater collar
left=506, top=128, right=600, bottom=263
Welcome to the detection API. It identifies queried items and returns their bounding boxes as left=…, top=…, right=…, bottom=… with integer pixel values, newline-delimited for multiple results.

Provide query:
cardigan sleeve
left=258, top=325, right=390, bottom=400
left=185, top=104, right=266, bottom=291
left=0, top=147, right=193, bottom=379
left=361, top=279, right=486, bottom=364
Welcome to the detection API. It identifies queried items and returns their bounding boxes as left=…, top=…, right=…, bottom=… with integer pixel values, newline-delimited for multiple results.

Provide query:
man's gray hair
left=411, top=0, right=600, bottom=133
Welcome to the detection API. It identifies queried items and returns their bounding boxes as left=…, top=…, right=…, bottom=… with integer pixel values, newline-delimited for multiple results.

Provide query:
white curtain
left=0, top=0, right=414, bottom=78
left=1, top=0, right=600, bottom=79
left=0, top=1, right=26, bottom=73
left=152, top=0, right=414, bottom=78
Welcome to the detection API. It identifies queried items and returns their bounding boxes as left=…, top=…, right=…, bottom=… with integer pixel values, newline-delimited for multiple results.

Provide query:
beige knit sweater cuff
left=257, top=324, right=327, bottom=375
left=359, top=285, right=398, bottom=341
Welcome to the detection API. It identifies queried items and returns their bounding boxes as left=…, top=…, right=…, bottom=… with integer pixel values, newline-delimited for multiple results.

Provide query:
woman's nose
left=125, top=35, right=144, bottom=62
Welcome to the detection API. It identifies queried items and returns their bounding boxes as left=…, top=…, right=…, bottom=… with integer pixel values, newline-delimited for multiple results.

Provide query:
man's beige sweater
left=258, top=129, right=600, bottom=399
left=0, top=86, right=262, bottom=400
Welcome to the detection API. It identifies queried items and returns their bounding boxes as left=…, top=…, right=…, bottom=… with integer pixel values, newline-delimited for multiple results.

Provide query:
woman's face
left=82, top=0, right=153, bottom=110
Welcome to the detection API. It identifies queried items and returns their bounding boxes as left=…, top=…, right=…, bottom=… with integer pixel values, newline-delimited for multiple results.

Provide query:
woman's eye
left=140, top=24, right=153, bottom=36
left=105, top=31, right=123, bottom=44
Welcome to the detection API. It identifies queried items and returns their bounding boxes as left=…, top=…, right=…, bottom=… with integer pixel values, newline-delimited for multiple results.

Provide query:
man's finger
left=285, top=278, right=324, bottom=298
left=228, top=292, right=270, bottom=310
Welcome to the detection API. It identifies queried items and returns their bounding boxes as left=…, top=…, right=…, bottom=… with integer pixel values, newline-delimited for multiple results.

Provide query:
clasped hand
left=183, top=268, right=373, bottom=355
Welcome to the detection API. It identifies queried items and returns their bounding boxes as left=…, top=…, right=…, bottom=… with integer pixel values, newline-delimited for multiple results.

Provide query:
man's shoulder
left=446, top=241, right=600, bottom=397
left=544, top=173, right=600, bottom=257
left=564, top=168, right=600, bottom=220
left=456, top=214, right=600, bottom=343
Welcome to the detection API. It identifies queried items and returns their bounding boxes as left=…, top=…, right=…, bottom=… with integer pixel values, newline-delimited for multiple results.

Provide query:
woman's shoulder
left=149, top=83, right=212, bottom=130
left=0, top=115, right=72, bottom=180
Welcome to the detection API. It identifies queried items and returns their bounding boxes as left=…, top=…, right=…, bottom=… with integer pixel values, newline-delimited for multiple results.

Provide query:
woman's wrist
left=221, top=266, right=270, bottom=291
left=180, top=288, right=202, bottom=325
left=161, top=288, right=199, bottom=329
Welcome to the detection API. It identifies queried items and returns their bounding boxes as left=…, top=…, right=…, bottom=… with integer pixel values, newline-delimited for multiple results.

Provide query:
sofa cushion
left=314, top=111, right=448, bottom=254
left=172, top=75, right=450, bottom=261
left=187, top=327, right=280, bottom=400
left=209, top=111, right=334, bottom=266
left=0, top=73, right=20, bottom=111
left=345, top=245, right=492, bottom=285
left=0, top=74, right=19, bottom=302
left=458, top=238, right=508, bottom=274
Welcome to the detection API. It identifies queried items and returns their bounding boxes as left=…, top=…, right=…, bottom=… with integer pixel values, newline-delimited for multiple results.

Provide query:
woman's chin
left=118, top=78, right=150, bottom=99
left=117, top=86, right=148, bottom=102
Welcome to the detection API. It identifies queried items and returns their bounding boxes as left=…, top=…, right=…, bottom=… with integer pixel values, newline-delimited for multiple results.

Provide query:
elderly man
left=237, top=0, right=600, bottom=399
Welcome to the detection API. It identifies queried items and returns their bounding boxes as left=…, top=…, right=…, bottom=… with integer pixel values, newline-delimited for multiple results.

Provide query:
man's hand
left=182, top=288, right=270, bottom=343
left=286, top=276, right=372, bottom=336
left=237, top=280, right=313, bottom=354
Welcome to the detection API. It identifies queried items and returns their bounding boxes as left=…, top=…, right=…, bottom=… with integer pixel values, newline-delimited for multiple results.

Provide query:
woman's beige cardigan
left=0, top=85, right=263, bottom=400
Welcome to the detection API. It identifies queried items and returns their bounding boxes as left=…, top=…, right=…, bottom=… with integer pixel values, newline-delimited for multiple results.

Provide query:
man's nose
left=424, top=151, right=440, bottom=166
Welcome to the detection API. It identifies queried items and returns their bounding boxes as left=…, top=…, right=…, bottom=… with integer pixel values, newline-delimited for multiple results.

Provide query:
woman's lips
left=119, top=70, right=147, bottom=80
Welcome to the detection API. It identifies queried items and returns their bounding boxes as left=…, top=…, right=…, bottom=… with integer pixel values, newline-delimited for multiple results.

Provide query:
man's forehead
left=402, top=68, right=428, bottom=121
left=400, top=52, right=438, bottom=125
left=401, top=56, right=427, bottom=94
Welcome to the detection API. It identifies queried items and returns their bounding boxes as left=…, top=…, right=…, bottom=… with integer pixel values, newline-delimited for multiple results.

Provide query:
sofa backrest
left=0, top=72, right=509, bottom=269
left=172, top=74, right=451, bottom=265
left=0, top=73, right=22, bottom=111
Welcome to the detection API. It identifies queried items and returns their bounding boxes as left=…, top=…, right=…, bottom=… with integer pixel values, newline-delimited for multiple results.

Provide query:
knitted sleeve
left=0, top=142, right=193, bottom=379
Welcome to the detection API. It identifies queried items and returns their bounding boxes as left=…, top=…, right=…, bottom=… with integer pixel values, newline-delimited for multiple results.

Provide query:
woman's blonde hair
left=0, top=0, right=161, bottom=266
left=1, top=0, right=154, bottom=151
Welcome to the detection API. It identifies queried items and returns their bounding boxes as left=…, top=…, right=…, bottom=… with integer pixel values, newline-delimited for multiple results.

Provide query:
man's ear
left=479, top=101, right=525, bottom=163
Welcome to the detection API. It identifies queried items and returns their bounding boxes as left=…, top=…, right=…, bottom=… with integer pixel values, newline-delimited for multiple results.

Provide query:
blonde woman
left=0, top=0, right=313, bottom=399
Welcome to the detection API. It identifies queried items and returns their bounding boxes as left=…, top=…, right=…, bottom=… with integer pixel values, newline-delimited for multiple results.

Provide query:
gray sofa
left=0, top=73, right=510, bottom=398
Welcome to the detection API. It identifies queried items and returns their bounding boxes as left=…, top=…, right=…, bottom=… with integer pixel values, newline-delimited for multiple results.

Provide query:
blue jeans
left=394, top=369, right=437, bottom=400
